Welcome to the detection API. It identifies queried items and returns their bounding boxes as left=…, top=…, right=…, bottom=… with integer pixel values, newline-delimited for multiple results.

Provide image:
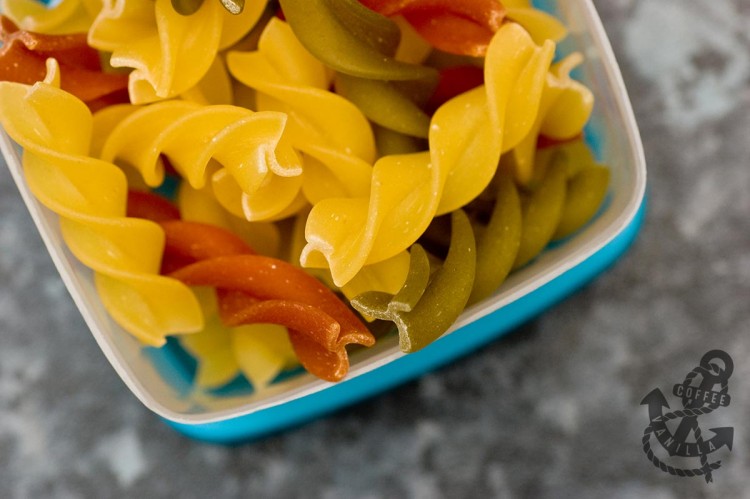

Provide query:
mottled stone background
left=1, top=0, right=749, bottom=497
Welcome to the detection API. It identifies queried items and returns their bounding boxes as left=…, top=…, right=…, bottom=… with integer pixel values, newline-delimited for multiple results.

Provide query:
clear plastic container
left=0, top=0, right=646, bottom=442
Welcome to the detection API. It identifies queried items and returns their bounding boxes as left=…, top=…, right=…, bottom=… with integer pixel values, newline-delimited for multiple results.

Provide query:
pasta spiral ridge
left=227, top=18, right=375, bottom=205
left=300, top=23, right=555, bottom=286
left=228, top=19, right=420, bottom=290
left=0, top=62, right=203, bottom=346
left=88, top=0, right=266, bottom=103
left=512, top=51, right=595, bottom=184
left=97, top=100, right=305, bottom=222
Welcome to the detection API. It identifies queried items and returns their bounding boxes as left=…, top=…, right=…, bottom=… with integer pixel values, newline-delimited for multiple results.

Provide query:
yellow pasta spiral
left=97, top=100, right=305, bottom=221
left=2, top=0, right=100, bottom=34
left=227, top=18, right=375, bottom=205
left=503, top=0, right=568, bottom=45
left=88, top=0, right=266, bottom=104
left=0, top=61, right=203, bottom=346
left=301, top=23, right=554, bottom=287
left=179, top=289, right=297, bottom=392
left=512, top=52, right=595, bottom=185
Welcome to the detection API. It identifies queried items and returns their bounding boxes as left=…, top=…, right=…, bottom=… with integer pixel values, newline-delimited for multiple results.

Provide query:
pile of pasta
left=0, top=0, right=609, bottom=390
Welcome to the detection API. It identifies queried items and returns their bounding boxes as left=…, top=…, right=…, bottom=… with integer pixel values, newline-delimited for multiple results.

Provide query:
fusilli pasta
left=0, top=61, right=203, bottom=346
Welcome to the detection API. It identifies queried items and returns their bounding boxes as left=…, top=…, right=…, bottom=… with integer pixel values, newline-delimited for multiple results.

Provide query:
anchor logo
left=640, top=350, right=734, bottom=482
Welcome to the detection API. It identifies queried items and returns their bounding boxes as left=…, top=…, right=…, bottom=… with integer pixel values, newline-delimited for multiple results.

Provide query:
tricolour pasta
left=0, top=61, right=203, bottom=346
left=1, top=1, right=612, bottom=382
left=300, top=23, right=554, bottom=287
left=123, top=191, right=301, bottom=389
left=124, top=190, right=375, bottom=384
left=351, top=210, right=476, bottom=353
left=153, top=218, right=376, bottom=383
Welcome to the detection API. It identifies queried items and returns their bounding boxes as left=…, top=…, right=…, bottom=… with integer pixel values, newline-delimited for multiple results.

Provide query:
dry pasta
left=503, top=0, right=567, bottom=45
left=512, top=52, right=595, bottom=185
left=88, top=0, right=266, bottom=103
left=227, top=18, right=375, bottom=206
left=0, top=0, right=612, bottom=384
left=300, top=23, right=553, bottom=287
left=0, top=61, right=203, bottom=346
left=2, top=0, right=100, bottom=34
left=97, top=100, right=304, bottom=221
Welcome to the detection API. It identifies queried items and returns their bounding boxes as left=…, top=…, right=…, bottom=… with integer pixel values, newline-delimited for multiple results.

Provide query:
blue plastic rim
left=164, top=197, right=647, bottom=444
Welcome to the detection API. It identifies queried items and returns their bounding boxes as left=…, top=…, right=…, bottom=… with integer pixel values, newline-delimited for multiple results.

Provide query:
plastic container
left=0, top=0, right=646, bottom=443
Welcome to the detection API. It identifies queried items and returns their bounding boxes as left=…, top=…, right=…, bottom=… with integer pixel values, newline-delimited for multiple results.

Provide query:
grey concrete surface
left=1, top=0, right=749, bottom=497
